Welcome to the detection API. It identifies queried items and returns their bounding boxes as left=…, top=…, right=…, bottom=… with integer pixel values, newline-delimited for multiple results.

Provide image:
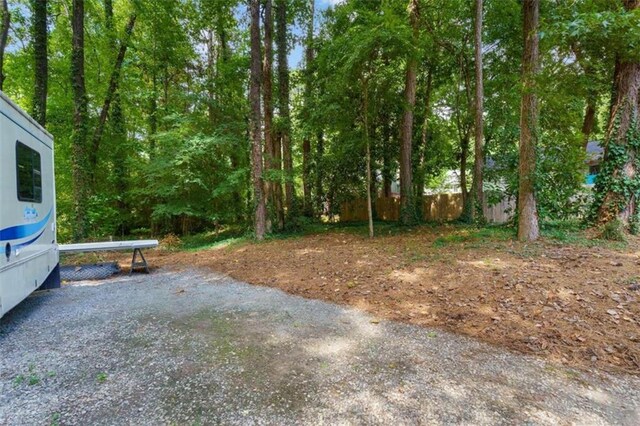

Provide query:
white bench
left=58, top=240, right=159, bottom=274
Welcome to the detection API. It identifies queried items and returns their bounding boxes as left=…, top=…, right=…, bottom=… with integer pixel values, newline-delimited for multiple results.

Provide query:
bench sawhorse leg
left=130, top=248, right=150, bottom=274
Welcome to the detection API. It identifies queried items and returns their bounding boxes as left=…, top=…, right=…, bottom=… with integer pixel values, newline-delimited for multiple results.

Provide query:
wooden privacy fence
left=340, top=195, right=514, bottom=224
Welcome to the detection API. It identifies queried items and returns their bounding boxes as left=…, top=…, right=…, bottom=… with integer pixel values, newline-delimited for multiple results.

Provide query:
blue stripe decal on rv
left=0, top=109, right=52, bottom=150
left=13, top=228, right=46, bottom=251
left=0, top=209, right=52, bottom=242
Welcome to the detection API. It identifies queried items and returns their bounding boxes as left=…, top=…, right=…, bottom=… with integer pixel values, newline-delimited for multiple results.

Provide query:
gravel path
left=1, top=270, right=639, bottom=425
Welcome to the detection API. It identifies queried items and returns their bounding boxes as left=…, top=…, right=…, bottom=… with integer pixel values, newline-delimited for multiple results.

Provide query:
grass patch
left=179, top=225, right=247, bottom=251
left=541, top=220, right=627, bottom=249
left=432, top=225, right=514, bottom=248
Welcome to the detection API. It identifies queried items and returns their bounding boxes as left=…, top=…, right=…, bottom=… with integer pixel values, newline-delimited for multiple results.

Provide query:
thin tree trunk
left=275, top=0, right=289, bottom=228
left=105, top=0, right=129, bottom=234
left=302, top=138, right=312, bottom=215
left=414, top=69, right=433, bottom=213
left=274, top=134, right=284, bottom=230
left=149, top=74, right=157, bottom=158
left=471, top=0, right=484, bottom=221
left=0, top=0, right=10, bottom=90
left=315, top=130, right=324, bottom=215
left=111, top=93, right=129, bottom=236
left=517, top=0, right=540, bottom=241
left=89, top=14, right=137, bottom=176
left=460, top=135, right=469, bottom=207
left=581, top=97, right=597, bottom=148
left=363, top=78, right=374, bottom=238
left=594, top=0, right=640, bottom=226
left=572, top=44, right=598, bottom=149
left=32, top=0, right=47, bottom=125
left=249, top=0, right=266, bottom=240
left=263, top=0, right=274, bottom=231
left=71, top=0, right=89, bottom=241
left=302, top=0, right=314, bottom=217
left=382, top=116, right=392, bottom=198
left=399, top=0, right=419, bottom=225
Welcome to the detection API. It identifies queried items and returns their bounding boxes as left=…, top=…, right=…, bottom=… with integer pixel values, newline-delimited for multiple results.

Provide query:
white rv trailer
left=0, top=90, right=60, bottom=318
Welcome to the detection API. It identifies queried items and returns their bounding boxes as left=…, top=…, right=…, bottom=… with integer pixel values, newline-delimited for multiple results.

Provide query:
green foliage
left=590, top=117, right=640, bottom=227
left=1, top=0, right=632, bottom=241
left=599, top=219, right=626, bottom=242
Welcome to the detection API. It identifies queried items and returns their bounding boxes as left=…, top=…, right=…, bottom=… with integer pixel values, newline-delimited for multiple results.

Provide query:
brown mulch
left=99, top=226, right=640, bottom=375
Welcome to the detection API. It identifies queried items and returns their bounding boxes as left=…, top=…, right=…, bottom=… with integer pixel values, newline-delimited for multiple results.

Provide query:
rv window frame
left=15, top=141, right=43, bottom=203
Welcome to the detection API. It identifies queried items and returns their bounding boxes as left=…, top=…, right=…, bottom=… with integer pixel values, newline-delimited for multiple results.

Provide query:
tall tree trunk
left=363, top=78, right=374, bottom=238
left=274, top=0, right=287, bottom=229
left=71, top=0, right=89, bottom=241
left=263, top=0, right=274, bottom=231
left=460, top=135, right=469, bottom=208
left=105, top=0, right=129, bottom=234
left=572, top=44, right=598, bottom=149
left=315, top=130, right=324, bottom=215
left=517, top=0, right=540, bottom=241
left=382, top=116, right=393, bottom=198
left=273, top=134, right=284, bottom=229
left=399, top=0, right=419, bottom=225
left=32, top=0, right=47, bottom=125
left=302, top=0, right=314, bottom=217
left=302, top=137, right=312, bottom=216
left=249, top=0, right=266, bottom=239
left=471, top=0, right=484, bottom=221
left=89, top=13, right=137, bottom=177
left=149, top=74, right=157, bottom=158
left=581, top=97, right=597, bottom=148
left=594, top=0, right=640, bottom=227
left=414, top=69, right=433, bottom=214
left=111, top=93, right=129, bottom=236
left=0, top=0, right=9, bottom=90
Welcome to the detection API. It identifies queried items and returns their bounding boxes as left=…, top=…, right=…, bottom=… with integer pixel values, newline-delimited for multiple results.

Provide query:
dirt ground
left=95, top=225, right=640, bottom=375
left=5, top=271, right=640, bottom=424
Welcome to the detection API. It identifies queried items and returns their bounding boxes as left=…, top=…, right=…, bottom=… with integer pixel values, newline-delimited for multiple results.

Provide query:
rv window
left=16, top=142, right=42, bottom=203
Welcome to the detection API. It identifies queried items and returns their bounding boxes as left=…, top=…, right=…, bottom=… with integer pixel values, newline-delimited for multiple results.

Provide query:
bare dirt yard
left=103, top=224, right=640, bottom=375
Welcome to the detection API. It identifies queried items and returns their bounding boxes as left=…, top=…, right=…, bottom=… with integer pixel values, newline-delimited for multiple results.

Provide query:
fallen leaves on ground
left=106, top=226, right=640, bottom=375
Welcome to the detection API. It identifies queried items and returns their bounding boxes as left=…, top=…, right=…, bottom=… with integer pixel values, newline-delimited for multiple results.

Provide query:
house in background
left=585, top=140, right=604, bottom=187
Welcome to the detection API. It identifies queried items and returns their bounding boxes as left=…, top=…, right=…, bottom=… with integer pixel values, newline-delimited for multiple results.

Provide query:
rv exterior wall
left=0, top=91, right=59, bottom=317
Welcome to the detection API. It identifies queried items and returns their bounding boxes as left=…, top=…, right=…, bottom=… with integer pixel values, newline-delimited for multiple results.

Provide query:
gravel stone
left=1, top=270, right=639, bottom=425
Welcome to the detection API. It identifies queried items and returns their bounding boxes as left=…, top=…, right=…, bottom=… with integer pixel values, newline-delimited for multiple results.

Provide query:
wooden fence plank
left=340, top=195, right=514, bottom=224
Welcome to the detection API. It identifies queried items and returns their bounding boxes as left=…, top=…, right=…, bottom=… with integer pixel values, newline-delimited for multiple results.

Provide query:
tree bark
left=594, top=0, right=640, bottom=226
left=32, top=0, right=48, bottom=126
left=460, top=135, right=469, bottom=208
left=399, top=0, right=419, bottom=225
left=0, top=0, right=10, bottom=90
left=89, top=14, right=137, bottom=176
left=250, top=0, right=266, bottom=240
left=111, top=92, right=129, bottom=236
left=149, top=74, right=157, bottom=158
left=71, top=0, right=89, bottom=241
left=471, top=0, right=484, bottom=221
left=302, top=138, right=312, bottom=215
left=581, top=98, right=597, bottom=149
left=302, top=0, right=314, bottom=217
left=572, top=44, right=598, bottom=149
left=382, top=116, right=393, bottom=198
left=517, top=0, right=540, bottom=241
left=263, top=0, right=274, bottom=231
left=315, top=130, right=324, bottom=215
left=275, top=0, right=288, bottom=228
left=414, top=69, right=433, bottom=213
left=363, top=78, right=374, bottom=238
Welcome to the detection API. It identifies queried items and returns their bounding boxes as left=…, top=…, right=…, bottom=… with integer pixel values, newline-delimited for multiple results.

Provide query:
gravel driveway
left=1, top=270, right=639, bottom=425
